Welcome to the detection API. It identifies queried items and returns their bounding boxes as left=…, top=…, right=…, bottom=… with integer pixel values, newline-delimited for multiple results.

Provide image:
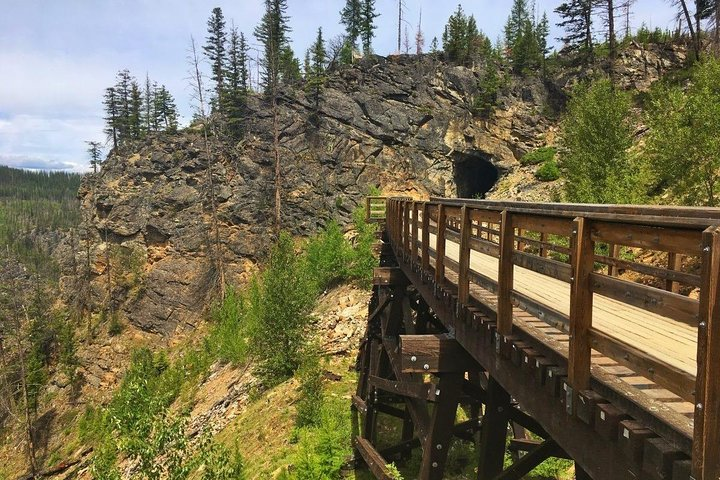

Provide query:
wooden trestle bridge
left=352, top=196, right=720, bottom=480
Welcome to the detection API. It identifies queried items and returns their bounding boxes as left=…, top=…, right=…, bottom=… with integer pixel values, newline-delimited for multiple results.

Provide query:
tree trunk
left=608, top=0, right=617, bottom=83
left=273, top=87, right=281, bottom=237
left=679, top=0, right=700, bottom=59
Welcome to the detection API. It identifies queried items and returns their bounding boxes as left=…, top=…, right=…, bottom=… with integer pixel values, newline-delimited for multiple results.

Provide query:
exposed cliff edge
left=56, top=45, right=685, bottom=339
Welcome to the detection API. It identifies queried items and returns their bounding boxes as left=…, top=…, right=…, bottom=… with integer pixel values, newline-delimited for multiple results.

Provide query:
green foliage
left=472, top=63, right=503, bottom=118
left=633, top=24, right=674, bottom=45
left=285, top=400, right=351, bottom=480
left=521, top=146, right=556, bottom=166
left=251, top=233, right=317, bottom=383
left=645, top=58, right=720, bottom=206
left=535, top=159, right=560, bottom=182
left=386, top=463, right=404, bottom=479
left=305, top=221, right=352, bottom=291
left=295, top=346, right=325, bottom=428
left=107, top=311, right=123, bottom=336
left=82, top=346, right=231, bottom=479
left=504, top=0, right=549, bottom=74
left=442, top=5, right=492, bottom=65
left=209, top=286, right=252, bottom=364
left=559, top=79, right=646, bottom=204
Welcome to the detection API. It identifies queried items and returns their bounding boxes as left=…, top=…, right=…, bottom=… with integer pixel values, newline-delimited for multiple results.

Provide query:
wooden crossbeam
left=492, top=440, right=564, bottom=480
left=399, top=334, right=477, bottom=373
left=355, top=437, right=396, bottom=480
left=369, top=375, right=434, bottom=401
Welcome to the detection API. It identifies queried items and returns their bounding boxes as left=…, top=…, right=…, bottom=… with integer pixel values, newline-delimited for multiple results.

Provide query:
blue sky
left=0, top=0, right=679, bottom=172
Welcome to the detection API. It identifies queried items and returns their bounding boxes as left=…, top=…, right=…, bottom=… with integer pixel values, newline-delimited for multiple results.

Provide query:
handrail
left=381, top=196, right=720, bottom=479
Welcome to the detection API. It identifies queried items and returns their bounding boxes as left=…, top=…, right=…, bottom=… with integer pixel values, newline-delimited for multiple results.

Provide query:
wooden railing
left=382, top=196, right=720, bottom=480
left=365, top=196, right=388, bottom=223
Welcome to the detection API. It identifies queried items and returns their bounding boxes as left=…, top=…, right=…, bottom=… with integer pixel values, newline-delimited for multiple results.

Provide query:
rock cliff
left=59, top=45, right=684, bottom=337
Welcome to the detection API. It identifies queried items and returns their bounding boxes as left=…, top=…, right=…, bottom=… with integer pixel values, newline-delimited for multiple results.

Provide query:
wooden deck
left=354, top=197, right=720, bottom=480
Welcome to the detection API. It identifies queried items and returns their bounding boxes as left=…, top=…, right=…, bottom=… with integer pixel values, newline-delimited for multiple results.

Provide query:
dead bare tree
left=187, top=36, right=226, bottom=296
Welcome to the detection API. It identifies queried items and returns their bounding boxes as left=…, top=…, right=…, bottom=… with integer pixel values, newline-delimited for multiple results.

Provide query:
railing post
left=421, top=203, right=430, bottom=280
left=694, top=226, right=720, bottom=480
left=365, top=197, right=371, bottom=223
left=609, top=243, right=620, bottom=276
left=458, top=205, right=472, bottom=305
left=666, top=252, right=682, bottom=293
left=568, top=217, right=594, bottom=397
left=435, top=204, right=447, bottom=286
left=497, top=210, right=514, bottom=336
left=411, top=201, right=418, bottom=265
left=403, top=201, right=410, bottom=259
left=540, top=232, right=548, bottom=258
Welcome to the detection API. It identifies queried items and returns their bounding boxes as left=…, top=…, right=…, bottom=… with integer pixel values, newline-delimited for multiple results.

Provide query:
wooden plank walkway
left=432, top=231, right=698, bottom=376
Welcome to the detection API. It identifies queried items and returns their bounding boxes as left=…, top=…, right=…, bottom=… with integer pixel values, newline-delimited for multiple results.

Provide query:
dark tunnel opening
left=452, top=151, right=500, bottom=199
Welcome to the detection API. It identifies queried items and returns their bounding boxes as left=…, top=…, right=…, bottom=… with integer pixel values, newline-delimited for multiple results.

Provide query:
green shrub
left=251, top=233, right=317, bottom=384
left=209, top=286, right=252, bottom=365
left=535, top=159, right=560, bottom=181
left=295, top=346, right=325, bottom=428
left=288, top=400, right=351, bottom=480
left=108, top=311, right=122, bottom=336
left=304, top=221, right=351, bottom=291
left=521, top=146, right=556, bottom=166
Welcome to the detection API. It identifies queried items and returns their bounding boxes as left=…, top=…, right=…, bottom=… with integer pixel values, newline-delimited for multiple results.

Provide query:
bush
left=209, top=286, right=251, bottom=365
left=108, top=311, right=122, bottom=336
left=287, top=400, right=351, bottom=480
left=295, top=346, right=325, bottom=429
left=521, top=146, right=556, bottom=166
left=535, top=159, right=560, bottom=181
left=304, top=221, right=351, bottom=292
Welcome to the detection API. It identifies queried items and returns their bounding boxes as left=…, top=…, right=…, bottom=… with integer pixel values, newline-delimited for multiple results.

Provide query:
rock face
left=61, top=47, right=684, bottom=336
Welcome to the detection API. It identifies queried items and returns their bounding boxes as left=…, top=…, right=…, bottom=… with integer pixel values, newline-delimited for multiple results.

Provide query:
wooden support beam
left=373, top=267, right=406, bottom=286
left=399, top=334, right=477, bottom=373
left=418, top=372, right=464, bottom=480
left=403, top=201, right=411, bottom=257
left=458, top=205, right=472, bottom=304
left=497, top=210, right=515, bottom=336
left=694, top=225, right=720, bottom=480
left=478, top=377, right=511, bottom=479
left=369, top=375, right=434, bottom=401
left=569, top=217, right=594, bottom=397
left=492, top=440, right=564, bottom=480
left=355, top=437, right=396, bottom=480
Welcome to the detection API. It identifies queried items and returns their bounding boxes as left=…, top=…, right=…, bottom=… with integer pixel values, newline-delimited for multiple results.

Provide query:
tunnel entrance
left=452, top=151, right=500, bottom=199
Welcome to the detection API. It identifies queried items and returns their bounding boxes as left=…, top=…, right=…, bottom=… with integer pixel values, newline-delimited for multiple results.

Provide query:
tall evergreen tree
left=115, top=69, right=133, bottom=142
left=279, top=45, right=301, bottom=84
left=129, top=80, right=143, bottom=139
left=204, top=7, right=228, bottom=111
left=555, top=0, right=596, bottom=62
left=154, top=85, right=178, bottom=133
left=505, top=0, right=531, bottom=48
left=86, top=141, right=104, bottom=174
left=255, top=0, right=291, bottom=95
left=224, top=27, right=250, bottom=137
left=443, top=5, right=469, bottom=62
left=103, top=87, right=119, bottom=149
left=360, top=0, right=379, bottom=54
left=142, top=74, right=154, bottom=135
left=340, top=0, right=363, bottom=48
left=306, top=27, right=327, bottom=111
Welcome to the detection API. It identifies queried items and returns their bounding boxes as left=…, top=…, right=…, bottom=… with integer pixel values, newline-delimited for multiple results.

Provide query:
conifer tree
left=555, top=0, right=596, bottom=62
left=224, top=27, right=250, bottom=137
left=204, top=7, right=227, bottom=111
left=360, top=0, right=379, bottom=54
left=505, top=0, right=531, bottom=48
left=103, top=87, right=119, bottom=149
left=340, top=0, right=363, bottom=48
left=154, top=85, right=178, bottom=133
left=443, top=5, right=469, bottom=62
left=129, top=80, right=143, bottom=139
left=306, top=27, right=327, bottom=111
left=142, top=74, right=154, bottom=135
left=86, top=141, right=104, bottom=174
left=254, top=0, right=292, bottom=234
left=115, top=69, right=133, bottom=142
left=279, top=45, right=301, bottom=84
left=255, top=0, right=291, bottom=94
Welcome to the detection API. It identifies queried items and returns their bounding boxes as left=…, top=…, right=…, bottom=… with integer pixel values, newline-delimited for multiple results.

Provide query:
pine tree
left=340, top=0, right=362, bottom=48
left=306, top=27, right=327, bottom=111
left=86, top=141, right=104, bottom=174
left=360, top=0, right=379, bottom=54
left=255, top=0, right=291, bottom=95
left=115, top=69, right=133, bottom=142
left=129, top=80, right=143, bottom=139
left=555, top=0, right=596, bottom=62
left=142, top=74, right=154, bottom=135
left=279, top=45, right=301, bottom=84
left=103, top=87, right=119, bottom=149
left=505, top=0, right=530, bottom=48
left=430, top=36, right=439, bottom=53
left=442, top=5, right=469, bottom=62
left=154, top=86, right=178, bottom=133
left=204, top=7, right=227, bottom=111
left=254, top=0, right=291, bottom=234
left=224, top=27, right=250, bottom=137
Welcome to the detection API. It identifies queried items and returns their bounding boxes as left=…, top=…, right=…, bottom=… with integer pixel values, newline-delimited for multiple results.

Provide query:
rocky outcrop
left=61, top=46, right=685, bottom=336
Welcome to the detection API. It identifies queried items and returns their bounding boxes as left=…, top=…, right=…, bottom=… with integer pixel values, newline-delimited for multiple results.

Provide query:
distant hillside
left=0, top=165, right=83, bottom=272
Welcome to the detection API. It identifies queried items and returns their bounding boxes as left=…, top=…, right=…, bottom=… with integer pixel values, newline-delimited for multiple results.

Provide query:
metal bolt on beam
left=436, top=444, right=443, bottom=450
left=423, top=364, right=430, bottom=370
left=411, top=355, right=417, bottom=362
